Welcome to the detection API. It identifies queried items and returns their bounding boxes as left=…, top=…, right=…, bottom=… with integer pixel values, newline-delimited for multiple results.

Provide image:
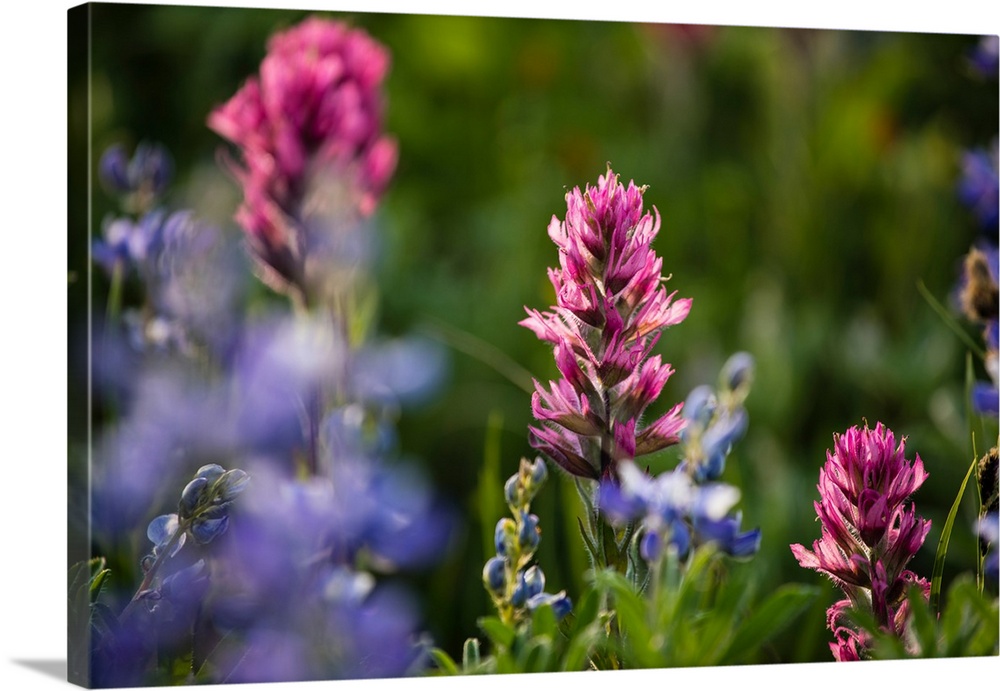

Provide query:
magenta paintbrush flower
left=790, top=422, right=931, bottom=660
left=208, top=16, right=397, bottom=300
left=521, top=167, right=691, bottom=481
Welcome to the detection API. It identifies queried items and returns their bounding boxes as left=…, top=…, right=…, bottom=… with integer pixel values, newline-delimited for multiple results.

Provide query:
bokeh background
left=68, top=2, right=998, bottom=668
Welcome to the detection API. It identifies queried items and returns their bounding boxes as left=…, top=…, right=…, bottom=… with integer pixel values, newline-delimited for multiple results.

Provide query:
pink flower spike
left=791, top=421, right=932, bottom=660
left=522, top=166, right=690, bottom=480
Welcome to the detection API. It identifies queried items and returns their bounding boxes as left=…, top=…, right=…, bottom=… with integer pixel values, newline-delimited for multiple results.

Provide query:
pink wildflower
left=521, top=167, right=691, bottom=480
left=790, top=422, right=931, bottom=660
left=208, top=17, right=397, bottom=299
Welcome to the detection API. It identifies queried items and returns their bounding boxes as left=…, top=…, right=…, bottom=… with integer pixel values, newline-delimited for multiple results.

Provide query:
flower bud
left=526, top=591, right=573, bottom=620
left=504, top=474, right=522, bottom=509
left=147, top=513, right=180, bottom=547
left=523, top=457, right=548, bottom=488
left=682, top=385, right=716, bottom=429
left=494, top=518, right=515, bottom=557
left=191, top=505, right=230, bottom=545
left=179, top=477, right=209, bottom=518
left=483, top=556, right=507, bottom=596
left=720, top=352, right=755, bottom=394
left=518, top=512, right=541, bottom=552
left=521, top=565, right=545, bottom=599
left=218, top=468, right=251, bottom=503
left=510, top=574, right=528, bottom=607
left=639, top=529, right=662, bottom=562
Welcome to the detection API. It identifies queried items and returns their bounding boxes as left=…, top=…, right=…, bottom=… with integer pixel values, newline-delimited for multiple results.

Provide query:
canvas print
left=67, top=2, right=999, bottom=688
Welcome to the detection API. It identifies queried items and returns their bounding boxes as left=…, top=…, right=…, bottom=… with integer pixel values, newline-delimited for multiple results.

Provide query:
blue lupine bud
left=218, top=468, right=251, bottom=503
left=522, top=565, right=545, bottom=599
left=639, top=529, right=663, bottom=562
left=972, top=382, right=1000, bottom=415
left=527, top=457, right=547, bottom=486
left=701, top=408, right=748, bottom=462
left=518, top=512, right=541, bottom=552
left=195, top=464, right=227, bottom=484
left=694, top=512, right=762, bottom=558
left=494, top=518, right=515, bottom=557
left=682, top=385, right=716, bottom=428
left=191, top=515, right=230, bottom=545
left=146, top=513, right=185, bottom=557
left=179, top=477, right=209, bottom=518
left=504, top=474, right=520, bottom=508
left=129, top=142, right=173, bottom=196
left=526, top=591, right=572, bottom=620
left=720, top=352, right=755, bottom=393
left=99, top=143, right=173, bottom=200
left=669, top=520, right=691, bottom=559
left=510, top=573, right=528, bottom=607
left=549, top=592, right=572, bottom=620
left=98, top=144, right=132, bottom=194
left=483, top=556, right=507, bottom=596
left=147, top=513, right=180, bottom=547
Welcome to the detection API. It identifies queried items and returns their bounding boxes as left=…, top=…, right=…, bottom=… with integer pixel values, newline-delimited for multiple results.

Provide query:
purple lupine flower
left=208, top=16, right=397, bottom=300
left=675, top=352, right=754, bottom=483
left=978, top=512, right=998, bottom=580
left=521, top=167, right=691, bottom=481
left=957, top=146, right=999, bottom=232
left=790, top=423, right=931, bottom=660
left=968, top=35, right=999, bottom=79
left=483, top=458, right=571, bottom=624
left=99, top=142, right=173, bottom=210
left=599, top=460, right=761, bottom=561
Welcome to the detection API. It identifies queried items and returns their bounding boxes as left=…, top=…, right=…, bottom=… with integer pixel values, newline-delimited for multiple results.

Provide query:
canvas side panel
left=67, top=2, right=93, bottom=688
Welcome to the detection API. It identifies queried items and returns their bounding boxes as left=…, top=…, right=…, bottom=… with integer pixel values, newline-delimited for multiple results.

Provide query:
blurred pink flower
left=209, top=16, right=397, bottom=298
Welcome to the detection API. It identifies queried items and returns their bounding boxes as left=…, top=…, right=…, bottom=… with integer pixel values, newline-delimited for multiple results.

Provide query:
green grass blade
left=930, top=449, right=979, bottom=614
left=420, top=318, right=536, bottom=393
left=719, top=583, right=819, bottom=664
left=917, top=280, right=985, bottom=360
left=428, top=647, right=460, bottom=675
left=477, top=411, right=505, bottom=561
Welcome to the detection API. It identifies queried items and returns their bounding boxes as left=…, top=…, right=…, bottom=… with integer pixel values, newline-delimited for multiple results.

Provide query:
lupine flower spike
left=790, top=423, right=931, bottom=660
left=521, top=166, right=691, bottom=483
left=483, top=458, right=571, bottom=626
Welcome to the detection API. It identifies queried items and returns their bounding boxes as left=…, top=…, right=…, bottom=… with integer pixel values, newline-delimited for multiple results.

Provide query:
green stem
left=105, top=261, right=123, bottom=325
left=120, top=524, right=187, bottom=621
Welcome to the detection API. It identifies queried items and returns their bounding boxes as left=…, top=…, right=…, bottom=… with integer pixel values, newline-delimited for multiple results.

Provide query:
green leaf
left=930, top=449, right=979, bottom=613
left=590, top=568, right=650, bottom=642
left=428, top=647, right=460, bottom=675
left=90, top=566, right=111, bottom=599
left=904, top=583, right=938, bottom=656
left=462, top=637, right=481, bottom=671
left=577, top=516, right=600, bottom=566
left=477, top=616, right=515, bottom=649
left=939, top=576, right=999, bottom=657
left=719, top=583, right=819, bottom=663
left=531, top=601, right=557, bottom=639
left=516, top=635, right=552, bottom=673
left=569, top=586, right=600, bottom=636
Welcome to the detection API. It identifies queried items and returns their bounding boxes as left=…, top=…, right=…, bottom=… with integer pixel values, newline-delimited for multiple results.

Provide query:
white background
left=3, top=1, right=998, bottom=690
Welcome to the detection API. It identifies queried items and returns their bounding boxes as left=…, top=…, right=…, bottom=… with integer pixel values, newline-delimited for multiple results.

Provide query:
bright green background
left=70, top=3, right=999, bottom=666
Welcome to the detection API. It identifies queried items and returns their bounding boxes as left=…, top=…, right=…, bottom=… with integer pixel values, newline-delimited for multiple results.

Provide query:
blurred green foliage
left=70, top=2, right=999, bottom=666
